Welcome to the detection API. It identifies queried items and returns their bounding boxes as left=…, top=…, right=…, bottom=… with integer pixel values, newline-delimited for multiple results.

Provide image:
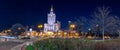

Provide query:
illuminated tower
left=44, top=5, right=59, bottom=32
left=48, top=5, right=56, bottom=25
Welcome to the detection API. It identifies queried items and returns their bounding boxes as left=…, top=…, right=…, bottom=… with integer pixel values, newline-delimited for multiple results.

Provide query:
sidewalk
left=11, top=37, right=49, bottom=50
left=11, top=41, right=33, bottom=50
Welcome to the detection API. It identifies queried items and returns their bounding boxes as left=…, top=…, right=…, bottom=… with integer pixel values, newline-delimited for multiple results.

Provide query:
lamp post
left=88, top=28, right=91, bottom=31
left=117, top=30, right=120, bottom=38
left=68, top=21, right=71, bottom=30
left=18, top=27, right=21, bottom=30
left=38, top=24, right=43, bottom=32
left=38, top=24, right=43, bottom=29
left=70, top=24, right=76, bottom=30
left=88, top=28, right=91, bottom=34
left=88, top=28, right=91, bottom=37
left=38, top=24, right=43, bottom=37
left=69, top=24, right=76, bottom=38
left=96, top=24, right=99, bottom=38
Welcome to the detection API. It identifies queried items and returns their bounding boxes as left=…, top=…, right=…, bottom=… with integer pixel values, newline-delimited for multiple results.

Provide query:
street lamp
left=96, top=24, right=99, bottom=27
left=38, top=24, right=43, bottom=32
left=38, top=24, right=43, bottom=29
left=38, top=24, right=43, bottom=37
left=18, top=27, right=21, bottom=30
left=7, top=29, right=11, bottom=32
left=96, top=24, right=99, bottom=38
left=70, top=24, right=76, bottom=29
left=88, top=28, right=91, bottom=31
left=68, top=21, right=71, bottom=24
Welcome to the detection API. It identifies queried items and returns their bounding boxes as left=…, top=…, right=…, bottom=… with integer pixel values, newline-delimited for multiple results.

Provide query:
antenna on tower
left=50, top=5, right=53, bottom=12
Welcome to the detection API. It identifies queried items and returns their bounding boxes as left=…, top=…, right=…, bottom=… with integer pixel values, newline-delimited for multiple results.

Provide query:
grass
left=27, top=38, right=120, bottom=50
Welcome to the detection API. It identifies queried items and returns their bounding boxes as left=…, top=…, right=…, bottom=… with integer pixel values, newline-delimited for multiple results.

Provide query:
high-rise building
left=44, top=6, right=59, bottom=32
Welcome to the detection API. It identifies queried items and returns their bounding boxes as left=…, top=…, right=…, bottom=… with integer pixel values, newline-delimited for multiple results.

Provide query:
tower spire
left=50, top=5, right=53, bottom=12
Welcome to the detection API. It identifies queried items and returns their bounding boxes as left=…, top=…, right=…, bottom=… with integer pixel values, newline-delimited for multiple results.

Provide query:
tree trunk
left=117, top=31, right=120, bottom=38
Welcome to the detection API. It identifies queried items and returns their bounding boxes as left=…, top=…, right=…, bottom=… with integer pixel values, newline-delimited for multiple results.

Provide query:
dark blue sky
left=0, top=0, right=120, bottom=30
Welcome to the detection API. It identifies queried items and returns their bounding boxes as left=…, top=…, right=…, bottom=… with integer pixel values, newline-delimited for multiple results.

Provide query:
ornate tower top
left=50, top=5, right=53, bottom=12
left=48, top=5, right=56, bottom=25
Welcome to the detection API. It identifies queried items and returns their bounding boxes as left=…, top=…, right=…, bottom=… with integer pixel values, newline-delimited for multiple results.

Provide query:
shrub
left=26, top=45, right=35, bottom=50
left=32, top=38, right=120, bottom=50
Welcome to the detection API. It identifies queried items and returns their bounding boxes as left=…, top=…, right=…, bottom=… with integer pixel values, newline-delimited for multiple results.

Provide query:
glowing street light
left=18, top=27, right=21, bottom=30
left=70, top=24, right=75, bottom=29
left=38, top=24, right=43, bottom=37
left=88, top=28, right=91, bottom=31
left=38, top=24, right=43, bottom=29
left=7, top=29, right=11, bottom=32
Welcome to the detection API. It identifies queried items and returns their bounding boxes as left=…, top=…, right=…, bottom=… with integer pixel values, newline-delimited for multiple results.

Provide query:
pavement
left=11, top=41, right=33, bottom=50
left=11, top=37, right=49, bottom=50
left=11, top=37, right=39, bottom=50
left=0, top=41, right=23, bottom=50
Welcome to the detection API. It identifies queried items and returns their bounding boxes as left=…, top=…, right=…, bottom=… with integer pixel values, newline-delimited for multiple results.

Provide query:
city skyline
left=0, top=0, right=120, bottom=30
left=0, top=0, right=120, bottom=50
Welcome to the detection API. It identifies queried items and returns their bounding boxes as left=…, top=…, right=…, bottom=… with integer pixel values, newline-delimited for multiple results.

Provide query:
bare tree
left=75, top=17, right=87, bottom=32
left=10, top=23, right=25, bottom=36
left=92, top=6, right=112, bottom=40
left=74, top=16, right=89, bottom=38
left=114, top=16, right=120, bottom=38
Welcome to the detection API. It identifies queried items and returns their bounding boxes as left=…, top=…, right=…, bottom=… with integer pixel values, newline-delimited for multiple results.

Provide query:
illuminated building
left=44, top=5, right=59, bottom=32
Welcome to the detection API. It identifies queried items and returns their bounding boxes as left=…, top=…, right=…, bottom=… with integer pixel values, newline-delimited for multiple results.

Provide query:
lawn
left=26, top=38, right=120, bottom=50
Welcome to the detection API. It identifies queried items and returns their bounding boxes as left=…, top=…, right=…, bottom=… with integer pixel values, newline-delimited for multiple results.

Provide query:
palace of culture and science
left=44, top=6, right=60, bottom=32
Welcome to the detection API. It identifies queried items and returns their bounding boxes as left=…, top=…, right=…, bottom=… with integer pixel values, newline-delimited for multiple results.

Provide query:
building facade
left=44, top=6, right=59, bottom=32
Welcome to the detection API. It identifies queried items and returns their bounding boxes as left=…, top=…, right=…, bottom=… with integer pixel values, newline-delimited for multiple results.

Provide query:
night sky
left=0, top=0, right=120, bottom=30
